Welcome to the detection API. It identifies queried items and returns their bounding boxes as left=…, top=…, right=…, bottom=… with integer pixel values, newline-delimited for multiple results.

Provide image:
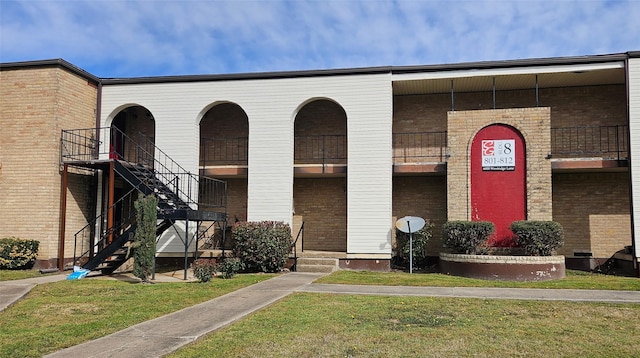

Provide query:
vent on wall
left=573, top=251, right=593, bottom=257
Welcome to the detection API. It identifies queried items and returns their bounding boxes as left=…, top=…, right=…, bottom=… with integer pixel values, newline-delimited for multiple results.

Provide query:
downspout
left=96, top=81, right=102, bottom=149
left=624, top=55, right=638, bottom=276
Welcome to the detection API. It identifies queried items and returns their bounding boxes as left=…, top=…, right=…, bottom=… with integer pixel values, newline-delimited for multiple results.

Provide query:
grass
left=0, top=269, right=49, bottom=281
left=315, top=269, right=640, bottom=291
left=3, top=269, right=640, bottom=357
left=0, top=274, right=274, bottom=357
left=169, top=293, right=640, bottom=357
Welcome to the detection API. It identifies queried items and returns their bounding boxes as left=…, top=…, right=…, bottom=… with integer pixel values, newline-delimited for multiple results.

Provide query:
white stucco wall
left=100, top=72, right=393, bottom=255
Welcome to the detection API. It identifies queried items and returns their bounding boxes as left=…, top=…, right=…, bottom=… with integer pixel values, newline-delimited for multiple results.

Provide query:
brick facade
left=293, top=177, right=347, bottom=252
left=447, top=107, right=553, bottom=222
left=0, top=66, right=97, bottom=267
left=553, top=172, right=631, bottom=259
left=392, top=176, right=447, bottom=254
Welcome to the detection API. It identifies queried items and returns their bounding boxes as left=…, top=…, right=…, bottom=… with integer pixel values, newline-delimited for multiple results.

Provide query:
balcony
left=198, top=125, right=629, bottom=176
left=550, top=125, right=628, bottom=171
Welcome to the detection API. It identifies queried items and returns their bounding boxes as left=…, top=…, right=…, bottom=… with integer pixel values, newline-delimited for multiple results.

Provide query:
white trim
left=392, top=62, right=625, bottom=82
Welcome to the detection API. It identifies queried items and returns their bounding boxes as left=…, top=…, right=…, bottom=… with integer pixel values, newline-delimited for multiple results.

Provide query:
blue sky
left=1, top=0, right=639, bottom=78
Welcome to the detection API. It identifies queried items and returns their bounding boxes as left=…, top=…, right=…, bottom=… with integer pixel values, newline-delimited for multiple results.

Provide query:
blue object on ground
left=67, top=266, right=91, bottom=280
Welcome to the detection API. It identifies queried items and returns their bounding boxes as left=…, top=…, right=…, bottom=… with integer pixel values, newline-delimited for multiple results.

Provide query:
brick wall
left=0, top=66, right=97, bottom=266
left=200, top=102, right=249, bottom=138
left=392, top=175, right=447, bottom=254
left=552, top=172, right=631, bottom=258
left=447, top=107, right=553, bottom=222
left=293, top=177, right=347, bottom=252
left=225, top=178, right=248, bottom=222
left=200, top=103, right=249, bottom=166
left=393, top=84, right=626, bottom=131
left=295, top=99, right=347, bottom=136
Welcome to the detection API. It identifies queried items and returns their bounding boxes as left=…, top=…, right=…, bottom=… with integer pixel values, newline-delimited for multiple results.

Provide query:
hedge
left=0, top=237, right=39, bottom=269
left=511, top=220, right=564, bottom=256
left=442, top=221, right=494, bottom=255
left=232, top=221, right=292, bottom=273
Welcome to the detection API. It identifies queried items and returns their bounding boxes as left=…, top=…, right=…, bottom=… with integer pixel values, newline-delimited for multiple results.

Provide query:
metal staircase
left=61, top=126, right=227, bottom=275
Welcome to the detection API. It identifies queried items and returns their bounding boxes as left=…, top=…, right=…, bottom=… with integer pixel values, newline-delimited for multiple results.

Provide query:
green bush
left=394, top=222, right=433, bottom=268
left=216, top=257, right=244, bottom=279
left=232, top=221, right=292, bottom=273
left=511, top=221, right=564, bottom=256
left=0, top=237, right=39, bottom=269
left=132, top=194, right=157, bottom=282
left=442, top=221, right=494, bottom=255
left=192, top=259, right=217, bottom=282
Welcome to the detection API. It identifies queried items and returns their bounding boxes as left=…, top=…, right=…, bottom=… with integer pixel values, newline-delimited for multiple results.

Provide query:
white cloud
left=1, top=0, right=638, bottom=77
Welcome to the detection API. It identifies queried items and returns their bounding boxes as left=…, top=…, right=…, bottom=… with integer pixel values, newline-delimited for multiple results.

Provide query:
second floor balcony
left=198, top=125, right=629, bottom=174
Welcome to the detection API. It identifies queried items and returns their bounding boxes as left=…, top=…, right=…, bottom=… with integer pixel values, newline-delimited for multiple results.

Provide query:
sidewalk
left=44, top=272, right=325, bottom=358
left=2, top=272, right=639, bottom=357
left=0, top=273, right=68, bottom=312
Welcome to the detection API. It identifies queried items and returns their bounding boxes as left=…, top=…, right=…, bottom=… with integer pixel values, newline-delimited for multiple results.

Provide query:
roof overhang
left=392, top=61, right=626, bottom=95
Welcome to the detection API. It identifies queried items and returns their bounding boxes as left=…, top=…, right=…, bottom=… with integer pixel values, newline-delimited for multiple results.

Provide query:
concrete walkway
left=1, top=272, right=639, bottom=357
left=44, top=272, right=325, bottom=358
left=0, top=273, right=68, bottom=312
left=299, top=283, right=640, bottom=304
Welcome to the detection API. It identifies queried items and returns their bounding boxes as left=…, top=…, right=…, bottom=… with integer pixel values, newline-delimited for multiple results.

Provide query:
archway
left=293, top=99, right=347, bottom=252
left=199, top=102, right=249, bottom=228
left=110, top=105, right=155, bottom=163
left=471, top=124, right=526, bottom=246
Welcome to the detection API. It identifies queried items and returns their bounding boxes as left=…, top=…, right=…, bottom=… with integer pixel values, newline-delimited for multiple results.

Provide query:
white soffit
left=393, top=62, right=625, bottom=95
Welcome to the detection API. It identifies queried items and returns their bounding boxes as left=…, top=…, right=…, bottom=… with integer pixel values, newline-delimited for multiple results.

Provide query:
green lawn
left=170, top=293, right=640, bottom=357
left=0, top=274, right=274, bottom=358
left=0, top=269, right=49, bottom=281
left=2, top=269, right=639, bottom=357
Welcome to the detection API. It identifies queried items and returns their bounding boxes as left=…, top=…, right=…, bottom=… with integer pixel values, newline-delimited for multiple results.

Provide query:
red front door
left=471, top=124, right=526, bottom=246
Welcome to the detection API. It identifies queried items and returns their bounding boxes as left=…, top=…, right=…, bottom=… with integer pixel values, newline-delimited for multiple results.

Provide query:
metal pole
left=184, top=219, right=189, bottom=280
left=407, top=220, right=413, bottom=274
left=536, top=74, right=539, bottom=107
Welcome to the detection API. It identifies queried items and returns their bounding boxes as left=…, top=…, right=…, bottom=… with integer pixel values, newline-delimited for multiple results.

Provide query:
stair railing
left=290, top=222, right=304, bottom=271
left=60, top=127, right=227, bottom=211
left=124, top=128, right=227, bottom=210
left=72, top=187, right=138, bottom=268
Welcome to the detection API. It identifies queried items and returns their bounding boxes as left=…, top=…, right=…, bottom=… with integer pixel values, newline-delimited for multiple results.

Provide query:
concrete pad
left=45, top=273, right=324, bottom=358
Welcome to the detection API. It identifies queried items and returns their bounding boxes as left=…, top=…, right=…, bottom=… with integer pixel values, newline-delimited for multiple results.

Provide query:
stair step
left=295, top=257, right=338, bottom=273
left=297, top=257, right=338, bottom=266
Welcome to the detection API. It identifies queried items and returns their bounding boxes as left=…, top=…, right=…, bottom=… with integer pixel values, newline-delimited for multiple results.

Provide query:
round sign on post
left=395, top=216, right=425, bottom=274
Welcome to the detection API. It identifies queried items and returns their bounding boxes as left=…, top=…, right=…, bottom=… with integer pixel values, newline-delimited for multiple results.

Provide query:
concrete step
left=295, top=257, right=339, bottom=273
left=297, top=251, right=347, bottom=259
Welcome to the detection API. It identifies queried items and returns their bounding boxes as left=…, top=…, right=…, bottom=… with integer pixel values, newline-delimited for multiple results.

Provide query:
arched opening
left=293, top=99, right=347, bottom=252
left=110, top=105, right=156, bottom=164
left=199, top=102, right=249, bottom=226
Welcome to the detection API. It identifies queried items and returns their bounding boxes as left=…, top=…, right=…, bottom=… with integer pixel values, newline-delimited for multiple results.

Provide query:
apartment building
left=1, top=51, right=639, bottom=274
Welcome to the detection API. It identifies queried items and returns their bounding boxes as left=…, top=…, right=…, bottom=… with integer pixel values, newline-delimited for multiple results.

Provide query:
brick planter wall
left=440, top=253, right=566, bottom=281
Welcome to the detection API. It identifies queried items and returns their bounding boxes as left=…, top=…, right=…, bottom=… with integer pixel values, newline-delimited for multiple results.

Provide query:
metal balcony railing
left=551, top=125, right=628, bottom=160
left=200, top=137, right=248, bottom=167
left=393, top=131, right=448, bottom=163
left=295, top=135, right=347, bottom=165
left=61, top=127, right=226, bottom=211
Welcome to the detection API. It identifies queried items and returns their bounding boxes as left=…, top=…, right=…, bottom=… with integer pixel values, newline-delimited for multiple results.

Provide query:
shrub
left=192, top=259, right=217, bottom=282
left=394, top=222, right=434, bottom=268
left=216, top=257, right=244, bottom=279
left=132, top=194, right=157, bottom=282
left=0, top=237, right=39, bottom=269
left=232, top=221, right=292, bottom=273
left=442, top=221, right=494, bottom=254
left=511, top=220, right=564, bottom=256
